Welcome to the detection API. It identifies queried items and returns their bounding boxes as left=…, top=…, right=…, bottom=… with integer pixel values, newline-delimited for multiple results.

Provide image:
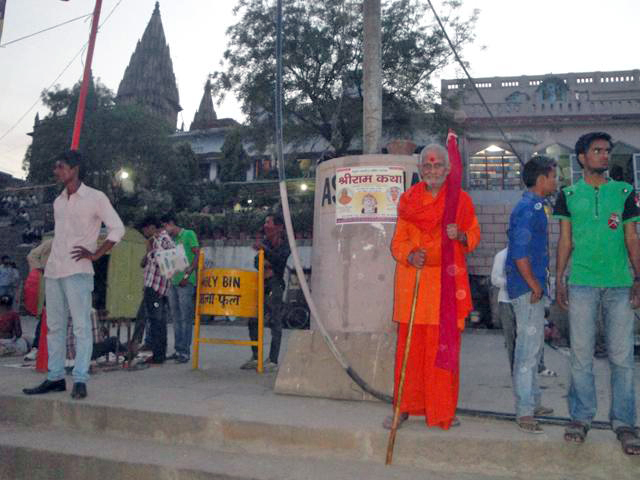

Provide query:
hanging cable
left=0, top=45, right=87, bottom=143
left=0, top=13, right=93, bottom=48
left=274, top=0, right=392, bottom=402
left=425, top=0, right=524, bottom=165
left=0, top=0, right=123, bottom=145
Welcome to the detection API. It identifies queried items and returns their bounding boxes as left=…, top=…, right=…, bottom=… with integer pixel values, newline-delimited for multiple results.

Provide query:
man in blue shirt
left=506, top=155, right=557, bottom=434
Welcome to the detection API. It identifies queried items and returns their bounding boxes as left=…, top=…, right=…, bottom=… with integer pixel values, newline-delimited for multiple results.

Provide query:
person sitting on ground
left=0, top=295, right=28, bottom=356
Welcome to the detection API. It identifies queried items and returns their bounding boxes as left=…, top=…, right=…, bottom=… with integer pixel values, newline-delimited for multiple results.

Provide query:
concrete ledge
left=274, top=330, right=395, bottom=401
left=0, top=423, right=498, bottom=480
left=1, top=394, right=639, bottom=479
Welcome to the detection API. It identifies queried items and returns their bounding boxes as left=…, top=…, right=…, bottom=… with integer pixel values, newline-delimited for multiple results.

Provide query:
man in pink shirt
left=23, top=150, right=124, bottom=400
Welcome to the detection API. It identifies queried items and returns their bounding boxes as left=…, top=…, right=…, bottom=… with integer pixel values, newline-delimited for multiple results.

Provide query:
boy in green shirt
left=554, top=131, right=640, bottom=455
left=161, top=213, right=200, bottom=364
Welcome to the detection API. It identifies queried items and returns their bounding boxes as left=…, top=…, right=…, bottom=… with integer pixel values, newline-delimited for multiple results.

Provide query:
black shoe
left=175, top=354, right=190, bottom=364
left=23, top=379, right=66, bottom=395
left=70, top=382, right=87, bottom=400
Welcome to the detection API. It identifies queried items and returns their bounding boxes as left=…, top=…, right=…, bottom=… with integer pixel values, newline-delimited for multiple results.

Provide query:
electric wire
left=424, top=0, right=524, bottom=165
left=0, top=0, right=123, bottom=146
left=273, top=1, right=607, bottom=418
left=274, top=0, right=392, bottom=403
left=0, top=13, right=92, bottom=48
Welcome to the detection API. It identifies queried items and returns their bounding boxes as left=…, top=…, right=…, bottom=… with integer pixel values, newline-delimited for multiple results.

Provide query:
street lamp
left=116, top=168, right=134, bottom=193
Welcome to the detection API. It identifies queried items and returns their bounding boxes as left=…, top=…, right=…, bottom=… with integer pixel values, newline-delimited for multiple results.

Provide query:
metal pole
left=363, top=0, right=382, bottom=154
left=70, top=0, right=103, bottom=150
left=275, top=0, right=285, bottom=178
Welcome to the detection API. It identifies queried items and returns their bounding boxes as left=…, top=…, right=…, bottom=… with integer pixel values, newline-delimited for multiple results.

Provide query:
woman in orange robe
left=387, top=144, right=480, bottom=430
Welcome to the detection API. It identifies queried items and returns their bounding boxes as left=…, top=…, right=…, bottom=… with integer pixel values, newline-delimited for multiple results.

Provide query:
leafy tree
left=23, top=79, right=199, bottom=214
left=212, top=0, right=478, bottom=156
left=219, top=128, right=251, bottom=181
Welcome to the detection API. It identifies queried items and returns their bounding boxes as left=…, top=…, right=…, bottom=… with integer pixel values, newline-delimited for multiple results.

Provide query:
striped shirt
left=143, top=230, right=174, bottom=296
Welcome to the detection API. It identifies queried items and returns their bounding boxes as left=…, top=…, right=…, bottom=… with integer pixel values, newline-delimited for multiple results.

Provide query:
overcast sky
left=0, top=0, right=638, bottom=179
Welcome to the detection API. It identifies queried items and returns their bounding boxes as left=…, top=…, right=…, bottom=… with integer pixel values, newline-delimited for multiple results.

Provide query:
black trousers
left=141, top=287, right=167, bottom=363
left=248, top=277, right=284, bottom=364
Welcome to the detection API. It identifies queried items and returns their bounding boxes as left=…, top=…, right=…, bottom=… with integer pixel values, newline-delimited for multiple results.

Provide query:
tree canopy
left=23, top=79, right=198, bottom=216
left=211, top=0, right=478, bottom=156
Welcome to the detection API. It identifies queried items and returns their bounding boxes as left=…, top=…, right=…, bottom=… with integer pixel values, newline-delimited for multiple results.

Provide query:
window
left=468, top=145, right=521, bottom=190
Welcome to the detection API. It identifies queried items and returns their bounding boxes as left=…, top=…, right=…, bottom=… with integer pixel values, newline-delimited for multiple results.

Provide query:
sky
left=0, top=0, right=638, bottom=179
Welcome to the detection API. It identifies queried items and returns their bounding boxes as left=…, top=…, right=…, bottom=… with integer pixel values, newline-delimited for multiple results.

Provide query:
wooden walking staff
left=385, top=268, right=422, bottom=465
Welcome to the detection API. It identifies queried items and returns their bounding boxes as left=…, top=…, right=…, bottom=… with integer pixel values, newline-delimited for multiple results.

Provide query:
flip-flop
left=615, top=426, right=640, bottom=456
left=564, top=421, right=588, bottom=443
left=534, top=405, right=554, bottom=416
left=517, top=416, right=544, bottom=434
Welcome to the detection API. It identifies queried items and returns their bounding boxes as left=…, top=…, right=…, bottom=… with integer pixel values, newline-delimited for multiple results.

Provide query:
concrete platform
left=0, top=320, right=639, bottom=479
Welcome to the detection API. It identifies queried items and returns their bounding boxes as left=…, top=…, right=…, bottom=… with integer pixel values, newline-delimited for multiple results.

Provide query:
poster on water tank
left=335, top=166, right=404, bottom=224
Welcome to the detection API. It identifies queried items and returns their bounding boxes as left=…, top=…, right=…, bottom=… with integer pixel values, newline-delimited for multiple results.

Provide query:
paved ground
left=0, top=317, right=639, bottom=479
left=4, top=316, right=636, bottom=424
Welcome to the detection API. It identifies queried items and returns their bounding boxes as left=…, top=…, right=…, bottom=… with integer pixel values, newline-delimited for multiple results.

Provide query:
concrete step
left=1, top=421, right=524, bottom=480
left=1, top=393, right=638, bottom=479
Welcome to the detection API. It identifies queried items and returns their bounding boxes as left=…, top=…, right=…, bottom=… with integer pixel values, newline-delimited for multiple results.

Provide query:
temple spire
left=116, top=2, right=181, bottom=128
left=190, top=79, right=218, bottom=131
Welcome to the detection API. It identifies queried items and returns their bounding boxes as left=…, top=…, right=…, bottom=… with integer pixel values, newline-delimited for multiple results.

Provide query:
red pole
left=70, top=0, right=103, bottom=150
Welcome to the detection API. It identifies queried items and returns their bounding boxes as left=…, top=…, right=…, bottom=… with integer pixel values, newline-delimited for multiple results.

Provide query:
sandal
left=615, top=426, right=640, bottom=456
left=564, top=421, right=588, bottom=443
left=517, top=416, right=544, bottom=434
left=383, top=412, right=408, bottom=430
left=534, top=405, right=554, bottom=416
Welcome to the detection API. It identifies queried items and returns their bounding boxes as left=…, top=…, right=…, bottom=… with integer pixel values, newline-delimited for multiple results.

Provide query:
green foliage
left=23, top=79, right=199, bottom=215
left=219, top=128, right=251, bottom=182
left=212, top=0, right=478, bottom=156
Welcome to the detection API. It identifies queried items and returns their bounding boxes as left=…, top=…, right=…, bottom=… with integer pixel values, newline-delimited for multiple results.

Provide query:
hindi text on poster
left=335, top=166, right=405, bottom=224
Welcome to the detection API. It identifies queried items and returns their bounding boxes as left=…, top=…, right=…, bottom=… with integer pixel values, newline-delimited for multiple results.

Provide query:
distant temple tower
left=190, top=80, right=218, bottom=131
left=116, top=2, right=181, bottom=128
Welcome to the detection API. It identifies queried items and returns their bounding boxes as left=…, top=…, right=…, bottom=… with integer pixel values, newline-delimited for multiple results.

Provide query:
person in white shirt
left=23, top=150, right=124, bottom=400
left=491, top=247, right=556, bottom=377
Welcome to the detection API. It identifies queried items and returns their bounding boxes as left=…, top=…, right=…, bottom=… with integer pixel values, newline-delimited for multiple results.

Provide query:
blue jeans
left=568, top=285, right=636, bottom=429
left=167, top=283, right=195, bottom=357
left=511, top=292, right=545, bottom=418
left=45, top=274, right=94, bottom=383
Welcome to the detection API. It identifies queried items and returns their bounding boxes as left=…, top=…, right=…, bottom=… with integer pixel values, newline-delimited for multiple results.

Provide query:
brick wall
left=468, top=203, right=560, bottom=278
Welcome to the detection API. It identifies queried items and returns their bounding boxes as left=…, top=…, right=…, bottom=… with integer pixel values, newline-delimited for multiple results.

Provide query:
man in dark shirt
left=240, top=214, right=290, bottom=372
